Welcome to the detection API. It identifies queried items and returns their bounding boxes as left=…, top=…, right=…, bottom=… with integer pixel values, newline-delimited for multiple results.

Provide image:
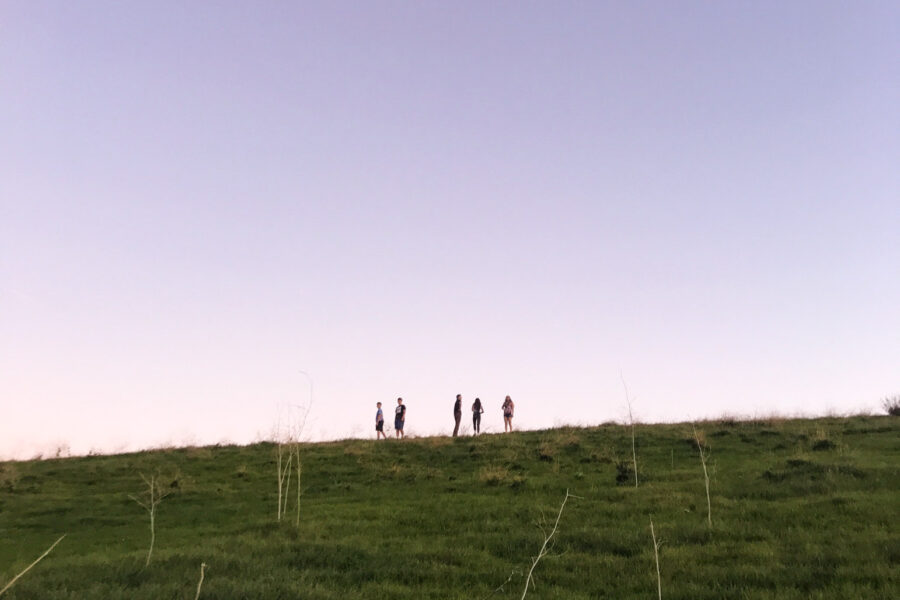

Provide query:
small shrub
left=0, top=463, right=20, bottom=492
left=538, top=441, right=556, bottom=462
left=812, top=439, right=836, bottom=451
left=615, top=460, right=633, bottom=485
left=556, top=430, right=581, bottom=450
left=589, top=446, right=615, bottom=464
left=478, top=465, right=509, bottom=486
left=882, top=395, right=900, bottom=416
left=343, top=445, right=367, bottom=457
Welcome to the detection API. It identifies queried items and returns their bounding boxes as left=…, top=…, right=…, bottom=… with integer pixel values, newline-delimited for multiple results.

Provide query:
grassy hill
left=1, top=416, right=898, bottom=599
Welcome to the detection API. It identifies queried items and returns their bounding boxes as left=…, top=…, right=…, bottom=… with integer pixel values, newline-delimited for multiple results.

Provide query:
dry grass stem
left=621, top=373, right=638, bottom=487
left=194, top=562, right=207, bottom=600
left=275, top=372, right=313, bottom=525
left=692, top=424, right=712, bottom=528
left=521, top=489, right=579, bottom=599
left=650, top=518, right=663, bottom=600
left=0, top=534, right=65, bottom=597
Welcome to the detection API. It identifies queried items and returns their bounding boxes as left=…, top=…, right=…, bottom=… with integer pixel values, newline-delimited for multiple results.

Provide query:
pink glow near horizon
left=1, top=2, right=898, bottom=460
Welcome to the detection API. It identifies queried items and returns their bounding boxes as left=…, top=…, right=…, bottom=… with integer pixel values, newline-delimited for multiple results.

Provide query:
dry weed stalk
left=129, top=474, right=171, bottom=567
left=621, top=374, right=638, bottom=487
left=194, top=562, right=207, bottom=600
left=692, top=424, right=712, bottom=528
left=521, top=489, right=579, bottom=599
left=650, top=517, right=663, bottom=600
left=480, top=569, right=523, bottom=600
left=0, top=534, right=65, bottom=597
left=276, top=370, right=313, bottom=526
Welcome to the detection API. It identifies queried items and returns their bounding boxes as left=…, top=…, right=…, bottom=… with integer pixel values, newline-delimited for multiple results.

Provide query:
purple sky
left=2, top=2, right=898, bottom=459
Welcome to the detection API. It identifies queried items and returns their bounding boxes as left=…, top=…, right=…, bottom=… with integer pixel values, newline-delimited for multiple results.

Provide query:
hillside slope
left=1, top=416, right=898, bottom=599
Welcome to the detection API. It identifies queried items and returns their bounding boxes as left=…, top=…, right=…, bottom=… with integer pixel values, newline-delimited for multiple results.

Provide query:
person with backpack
left=375, top=402, right=387, bottom=440
left=472, top=397, right=484, bottom=435
left=502, top=395, right=514, bottom=432
left=394, top=397, right=406, bottom=439
left=452, top=394, right=463, bottom=437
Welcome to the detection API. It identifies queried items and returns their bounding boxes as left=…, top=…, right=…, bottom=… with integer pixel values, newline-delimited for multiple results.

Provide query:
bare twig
left=129, top=474, right=171, bottom=567
left=275, top=370, right=313, bottom=525
left=294, top=447, right=303, bottom=527
left=621, top=373, right=638, bottom=487
left=650, top=518, right=663, bottom=600
left=480, top=569, right=522, bottom=600
left=194, top=562, right=207, bottom=600
left=0, top=534, right=65, bottom=597
left=692, top=424, right=712, bottom=528
left=521, top=490, right=579, bottom=599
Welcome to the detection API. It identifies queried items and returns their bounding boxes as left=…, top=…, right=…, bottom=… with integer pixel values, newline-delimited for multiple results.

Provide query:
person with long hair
left=472, top=397, right=484, bottom=435
left=502, top=395, right=514, bottom=432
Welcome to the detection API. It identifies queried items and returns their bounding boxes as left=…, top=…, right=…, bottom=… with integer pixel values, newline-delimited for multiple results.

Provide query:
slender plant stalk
left=281, top=452, right=293, bottom=518
left=692, top=424, right=712, bottom=528
left=294, top=448, right=302, bottom=527
left=194, top=562, right=207, bottom=600
left=521, top=490, right=578, bottom=599
left=275, top=371, right=314, bottom=525
left=0, top=534, right=65, bottom=597
left=621, top=374, right=638, bottom=487
left=650, top=518, right=663, bottom=600
left=129, top=474, right=170, bottom=567
left=276, top=441, right=284, bottom=520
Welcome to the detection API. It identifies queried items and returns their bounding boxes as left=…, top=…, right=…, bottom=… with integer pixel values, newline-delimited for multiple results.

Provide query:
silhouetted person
left=395, top=397, right=406, bottom=438
left=502, top=395, right=514, bottom=432
left=472, top=397, right=484, bottom=434
left=452, top=394, right=462, bottom=437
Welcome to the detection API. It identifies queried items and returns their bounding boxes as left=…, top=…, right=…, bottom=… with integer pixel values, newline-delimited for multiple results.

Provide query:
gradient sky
left=2, top=2, right=898, bottom=459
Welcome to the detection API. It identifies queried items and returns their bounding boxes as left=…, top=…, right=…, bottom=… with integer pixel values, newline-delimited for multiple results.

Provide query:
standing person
left=375, top=402, right=387, bottom=440
left=394, top=397, right=406, bottom=439
left=452, top=394, right=462, bottom=437
left=502, top=395, right=515, bottom=432
left=472, top=397, right=484, bottom=435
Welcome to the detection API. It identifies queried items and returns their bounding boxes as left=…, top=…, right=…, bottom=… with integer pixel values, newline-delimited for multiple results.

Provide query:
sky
left=1, top=1, right=898, bottom=460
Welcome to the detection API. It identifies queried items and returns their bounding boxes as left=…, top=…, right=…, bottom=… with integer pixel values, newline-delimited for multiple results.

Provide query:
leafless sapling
left=129, top=473, right=172, bottom=567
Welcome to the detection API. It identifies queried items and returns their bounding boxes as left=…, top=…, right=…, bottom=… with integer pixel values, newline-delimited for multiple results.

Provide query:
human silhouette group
left=375, top=395, right=514, bottom=439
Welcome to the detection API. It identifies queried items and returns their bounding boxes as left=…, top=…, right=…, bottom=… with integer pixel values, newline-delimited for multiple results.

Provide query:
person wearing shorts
left=375, top=402, right=387, bottom=440
left=394, top=397, right=406, bottom=438
left=502, top=395, right=514, bottom=432
left=472, top=397, right=484, bottom=435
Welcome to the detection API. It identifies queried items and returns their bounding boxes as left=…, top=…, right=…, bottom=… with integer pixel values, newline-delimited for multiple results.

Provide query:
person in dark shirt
left=472, top=397, right=484, bottom=435
left=375, top=402, right=386, bottom=440
left=394, top=397, right=406, bottom=439
left=452, top=394, right=462, bottom=437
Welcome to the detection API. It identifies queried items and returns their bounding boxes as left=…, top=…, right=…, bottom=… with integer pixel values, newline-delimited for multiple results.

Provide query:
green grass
left=1, top=416, right=898, bottom=599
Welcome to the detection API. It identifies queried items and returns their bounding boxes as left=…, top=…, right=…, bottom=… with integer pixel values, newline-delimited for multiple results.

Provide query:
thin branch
left=650, top=518, right=663, bottom=600
left=0, top=534, right=66, bottom=597
left=621, top=373, right=638, bottom=487
left=194, top=562, right=207, bottom=600
left=481, top=569, right=522, bottom=600
left=521, top=490, right=579, bottom=599
left=129, top=474, right=170, bottom=567
left=692, top=424, right=712, bottom=528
